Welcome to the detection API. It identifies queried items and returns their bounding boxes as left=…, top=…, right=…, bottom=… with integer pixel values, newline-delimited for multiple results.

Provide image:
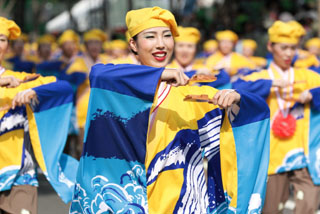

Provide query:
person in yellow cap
left=0, top=17, right=78, bottom=214
left=287, top=21, right=320, bottom=69
left=242, top=39, right=267, bottom=69
left=305, top=37, right=320, bottom=58
left=25, top=34, right=56, bottom=64
left=70, top=6, right=271, bottom=214
left=205, top=30, right=255, bottom=77
left=110, top=31, right=140, bottom=64
left=234, top=20, right=320, bottom=213
left=64, top=28, right=109, bottom=159
left=168, top=26, right=202, bottom=70
left=167, top=26, right=231, bottom=89
left=3, top=32, right=37, bottom=74
left=57, top=29, right=80, bottom=64
left=109, top=39, right=129, bottom=59
left=202, top=39, right=218, bottom=57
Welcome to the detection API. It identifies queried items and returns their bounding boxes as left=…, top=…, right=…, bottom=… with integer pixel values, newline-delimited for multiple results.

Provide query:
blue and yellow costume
left=70, top=7, right=270, bottom=213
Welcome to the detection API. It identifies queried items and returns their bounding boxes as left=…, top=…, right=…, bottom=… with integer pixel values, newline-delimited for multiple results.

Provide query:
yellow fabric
left=288, top=20, right=306, bottom=38
left=103, top=41, right=111, bottom=51
left=125, top=31, right=131, bottom=42
left=248, top=56, right=267, bottom=68
left=305, top=38, right=320, bottom=49
left=242, top=65, right=320, bottom=175
left=242, top=39, right=257, bottom=50
left=83, top=29, right=107, bottom=42
left=146, top=84, right=238, bottom=212
left=37, top=34, right=56, bottom=44
left=58, top=29, right=80, bottom=45
left=215, top=30, right=238, bottom=42
left=206, top=51, right=255, bottom=76
left=126, top=6, right=179, bottom=38
left=0, top=70, right=56, bottom=173
left=0, top=17, right=21, bottom=40
left=294, top=49, right=320, bottom=68
left=268, top=21, right=301, bottom=44
left=220, top=114, right=238, bottom=208
left=203, top=40, right=218, bottom=52
left=175, top=26, right=200, bottom=44
left=110, top=40, right=127, bottom=50
left=110, top=54, right=138, bottom=64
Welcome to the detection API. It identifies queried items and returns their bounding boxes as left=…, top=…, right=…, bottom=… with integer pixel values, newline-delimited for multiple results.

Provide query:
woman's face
left=0, top=34, right=9, bottom=63
left=85, top=40, right=102, bottom=60
left=174, top=42, right=196, bottom=68
left=267, top=42, right=297, bottom=71
left=129, top=27, right=174, bottom=67
left=242, top=47, right=254, bottom=58
left=307, top=46, right=320, bottom=56
left=219, top=40, right=234, bottom=55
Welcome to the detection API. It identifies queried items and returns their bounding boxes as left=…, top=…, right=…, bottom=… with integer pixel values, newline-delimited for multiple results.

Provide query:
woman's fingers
left=211, top=90, right=240, bottom=108
left=161, top=68, right=189, bottom=86
left=11, top=89, right=36, bottom=109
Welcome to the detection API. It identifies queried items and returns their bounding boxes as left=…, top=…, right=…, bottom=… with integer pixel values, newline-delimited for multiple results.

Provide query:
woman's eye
left=164, top=34, right=172, bottom=38
left=145, top=35, right=154, bottom=39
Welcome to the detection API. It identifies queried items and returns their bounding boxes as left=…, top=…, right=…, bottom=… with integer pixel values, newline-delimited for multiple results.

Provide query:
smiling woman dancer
left=70, top=7, right=270, bottom=214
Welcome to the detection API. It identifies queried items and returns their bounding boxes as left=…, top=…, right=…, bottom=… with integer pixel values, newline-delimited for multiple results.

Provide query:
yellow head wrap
left=268, top=21, right=301, bottom=44
left=83, top=29, right=107, bottom=42
left=110, top=40, right=128, bottom=50
left=58, top=29, right=80, bottom=45
left=242, top=39, right=257, bottom=50
left=288, top=20, right=306, bottom=38
left=203, top=40, right=218, bottom=51
left=215, top=30, right=238, bottom=42
left=126, top=6, right=179, bottom=38
left=103, top=41, right=112, bottom=51
left=37, top=34, right=56, bottom=45
left=0, top=17, right=21, bottom=40
left=305, top=38, right=320, bottom=49
left=175, top=26, right=200, bottom=44
left=125, top=31, right=131, bottom=43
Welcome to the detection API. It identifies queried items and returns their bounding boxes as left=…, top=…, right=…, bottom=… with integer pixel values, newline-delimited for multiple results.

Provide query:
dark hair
left=130, top=35, right=138, bottom=55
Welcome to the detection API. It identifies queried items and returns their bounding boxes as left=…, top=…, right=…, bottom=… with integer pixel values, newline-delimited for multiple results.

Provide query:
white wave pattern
left=58, top=163, right=74, bottom=188
left=0, top=113, right=26, bottom=133
left=71, top=164, right=147, bottom=214
left=248, top=193, right=262, bottom=214
left=177, top=149, right=208, bottom=214
left=0, top=165, right=21, bottom=190
left=199, top=115, right=222, bottom=160
left=276, top=148, right=305, bottom=173
left=147, top=143, right=191, bottom=184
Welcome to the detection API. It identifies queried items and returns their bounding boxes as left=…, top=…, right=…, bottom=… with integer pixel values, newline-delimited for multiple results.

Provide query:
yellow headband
left=58, top=29, right=80, bottom=45
left=203, top=40, right=218, bottom=51
left=175, top=26, right=200, bottom=44
left=126, top=6, right=179, bottom=38
left=0, top=17, right=21, bottom=40
left=305, top=38, right=320, bottom=49
left=84, top=29, right=107, bottom=42
left=215, top=30, right=238, bottom=42
left=37, top=34, right=56, bottom=45
left=110, top=40, right=127, bottom=50
left=268, top=21, right=301, bottom=44
left=242, top=39, right=257, bottom=50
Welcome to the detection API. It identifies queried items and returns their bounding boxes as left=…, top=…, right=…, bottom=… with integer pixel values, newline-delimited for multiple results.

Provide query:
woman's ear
left=267, top=42, right=273, bottom=53
left=129, top=38, right=138, bottom=53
